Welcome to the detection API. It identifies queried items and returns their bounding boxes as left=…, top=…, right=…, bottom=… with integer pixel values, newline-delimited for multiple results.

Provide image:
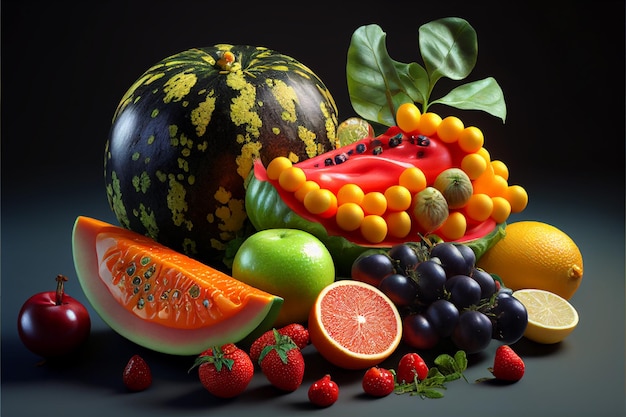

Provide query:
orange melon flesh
left=72, top=216, right=283, bottom=355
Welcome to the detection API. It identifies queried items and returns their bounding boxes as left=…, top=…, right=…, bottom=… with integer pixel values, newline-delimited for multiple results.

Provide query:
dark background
left=2, top=1, right=624, bottom=417
left=2, top=0, right=624, bottom=194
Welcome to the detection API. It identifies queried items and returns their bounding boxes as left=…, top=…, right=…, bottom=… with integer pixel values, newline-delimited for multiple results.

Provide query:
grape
left=451, top=310, right=493, bottom=354
left=445, top=275, right=482, bottom=308
left=379, top=273, right=418, bottom=307
left=470, top=267, right=497, bottom=299
left=455, top=243, right=476, bottom=272
left=414, top=260, right=447, bottom=303
left=425, top=299, right=459, bottom=337
left=402, top=313, right=440, bottom=350
left=490, top=292, right=528, bottom=344
left=388, top=244, right=419, bottom=275
left=497, top=286, right=513, bottom=296
left=348, top=237, right=524, bottom=355
left=430, top=242, right=470, bottom=277
left=351, top=252, right=394, bottom=287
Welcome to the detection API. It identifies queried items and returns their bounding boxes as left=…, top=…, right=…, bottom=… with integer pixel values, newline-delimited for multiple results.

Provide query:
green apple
left=232, top=228, right=335, bottom=327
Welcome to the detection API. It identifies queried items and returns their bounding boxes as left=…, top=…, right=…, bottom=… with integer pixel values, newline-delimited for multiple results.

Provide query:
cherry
left=17, top=274, right=91, bottom=358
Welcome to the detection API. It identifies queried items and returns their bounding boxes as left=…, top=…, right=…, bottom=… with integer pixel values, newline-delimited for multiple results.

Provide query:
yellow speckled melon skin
left=104, top=45, right=339, bottom=269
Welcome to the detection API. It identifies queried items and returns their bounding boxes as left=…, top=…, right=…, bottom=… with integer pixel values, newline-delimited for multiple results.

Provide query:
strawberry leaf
left=188, top=346, right=234, bottom=373
left=258, top=329, right=297, bottom=364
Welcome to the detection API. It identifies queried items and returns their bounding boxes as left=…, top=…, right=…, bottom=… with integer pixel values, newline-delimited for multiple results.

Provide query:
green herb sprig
left=346, top=17, right=506, bottom=129
left=394, top=350, right=468, bottom=399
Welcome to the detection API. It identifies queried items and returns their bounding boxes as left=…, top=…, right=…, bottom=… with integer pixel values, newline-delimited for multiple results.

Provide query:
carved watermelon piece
left=72, top=216, right=283, bottom=355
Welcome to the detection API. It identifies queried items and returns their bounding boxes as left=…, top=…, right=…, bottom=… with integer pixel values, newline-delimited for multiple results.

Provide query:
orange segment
left=308, top=280, right=402, bottom=370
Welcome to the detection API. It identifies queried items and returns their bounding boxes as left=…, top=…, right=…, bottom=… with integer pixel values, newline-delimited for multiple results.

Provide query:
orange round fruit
left=308, top=280, right=402, bottom=370
left=477, top=221, right=583, bottom=299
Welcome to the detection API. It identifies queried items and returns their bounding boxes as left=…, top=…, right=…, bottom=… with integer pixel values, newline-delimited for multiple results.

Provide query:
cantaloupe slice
left=72, top=216, right=283, bottom=355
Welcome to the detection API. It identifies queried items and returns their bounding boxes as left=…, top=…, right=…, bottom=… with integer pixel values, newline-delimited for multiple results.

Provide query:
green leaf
left=188, top=346, right=234, bottom=373
left=347, top=24, right=425, bottom=126
left=432, top=351, right=468, bottom=382
left=421, top=388, right=445, bottom=399
left=433, top=354, right=457, bottom=374
left=423, top=368, right=446, bottom=386
left=419, top=17, right=478, bottom=85
left=430, top=77, right=507, bottom=122
left=453, top=350, right=468, bottom=372
left=395, top=61, right=429, bottom=106
left=464, top=222, right=507, bottom=260
left=394, top=350, right=469, bottom=399
left=345, top=17, right=506, bottom=125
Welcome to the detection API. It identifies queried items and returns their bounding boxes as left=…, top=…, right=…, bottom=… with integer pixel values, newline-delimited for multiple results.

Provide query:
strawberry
left=122, top=354, right=152, bottom=392
left=249, top=323, right=309, bottom=364
left=489, top=345, right=525, bottom=382
left=249, top=330, right=276, bottom=364
left=308, top=374, right=339, bottom=407
left=396, top=352, right=429, bottom=383
left=189, top=343, right=254, bottom=398
left=278, top=323, right=309, bottom=350
left=258, top=329, right=305, bottom=391
left=362, top=366, right=395, bottom=397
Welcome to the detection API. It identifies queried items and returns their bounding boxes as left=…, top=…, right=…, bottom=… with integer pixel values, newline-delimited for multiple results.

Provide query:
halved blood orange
left=72, top=216, right=283, bottom=355
left=308, top=279, right=403, bottom=370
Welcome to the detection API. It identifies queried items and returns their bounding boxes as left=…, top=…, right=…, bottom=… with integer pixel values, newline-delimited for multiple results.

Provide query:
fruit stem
left=55, top=274, right=68, bottom=306
left=217, top=51, right=236, bottom=71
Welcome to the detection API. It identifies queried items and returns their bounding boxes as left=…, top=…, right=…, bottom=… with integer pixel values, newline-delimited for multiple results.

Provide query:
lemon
left=512, top=289, right=579, bottom=344
left=477, top=221, right=583, bottom=299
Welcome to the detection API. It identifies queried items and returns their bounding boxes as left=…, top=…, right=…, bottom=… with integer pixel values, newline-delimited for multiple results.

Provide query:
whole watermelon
left=104, top=45, right=339, bottom=269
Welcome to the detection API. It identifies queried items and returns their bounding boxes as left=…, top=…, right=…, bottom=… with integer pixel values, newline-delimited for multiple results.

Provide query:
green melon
left=72, top=215, right=283, bottom=355
left=104, top=45, right=339, bottom=269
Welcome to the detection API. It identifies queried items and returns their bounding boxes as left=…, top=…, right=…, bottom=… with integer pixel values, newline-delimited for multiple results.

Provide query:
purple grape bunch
left=351, top=241, right=528, bottom=354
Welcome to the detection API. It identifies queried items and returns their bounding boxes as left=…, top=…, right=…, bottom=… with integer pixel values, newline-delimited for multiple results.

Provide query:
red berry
left=397, top=352, right=429, bottom=383
left=123, top=354, right=152, bottom=392
left=259, top=330, right=305, bottom=392
left=279, top=323, right=310, bottom=350
left=191, top=344, right=254, bottom=398
left=249, top=323, right=309, bottom=364
left=362, top=366, right=395, bottom=397
left=308, top=374, right=339, bottom=407
left=490, top=345, right=525, bottom=382
left=249, top=330, right=277, bottom=364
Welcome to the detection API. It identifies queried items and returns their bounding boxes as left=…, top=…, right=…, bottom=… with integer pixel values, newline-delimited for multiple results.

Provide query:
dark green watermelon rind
left=245, top=172, right=505, bottom=277
left=104, top=45, right=340, bottom=269
left=71, top=216, right=283, bottom=356
left=245, top=174, right=367, bottom=277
